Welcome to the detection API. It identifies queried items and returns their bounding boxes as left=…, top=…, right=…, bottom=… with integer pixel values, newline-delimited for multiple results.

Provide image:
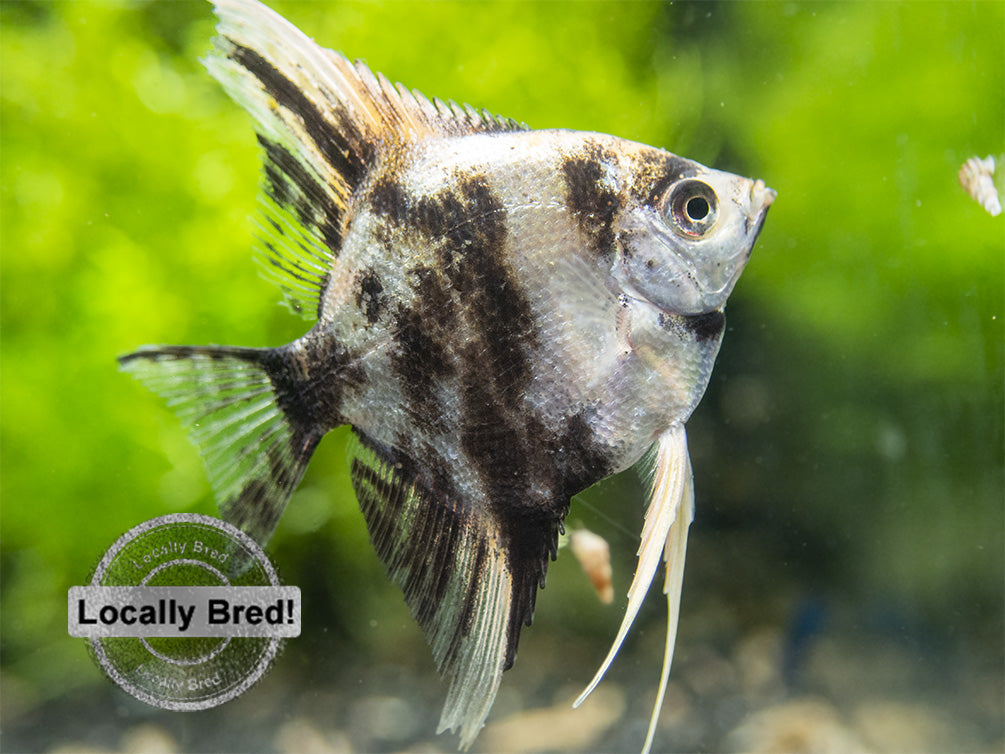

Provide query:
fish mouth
left=745, top=179, right=776, bottom=239
left=751, top=179, right=777, bottom=213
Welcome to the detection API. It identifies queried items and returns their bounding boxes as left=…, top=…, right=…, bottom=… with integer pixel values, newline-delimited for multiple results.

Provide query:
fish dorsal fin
left=573, top=423, right=694, bottom=754
left=205, top=0, right=527, bottom=318
left=349, top=431, right=526, bottom=749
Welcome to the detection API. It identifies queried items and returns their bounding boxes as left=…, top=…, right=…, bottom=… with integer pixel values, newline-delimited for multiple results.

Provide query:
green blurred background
left=2, top=1, right=1002, bottom=752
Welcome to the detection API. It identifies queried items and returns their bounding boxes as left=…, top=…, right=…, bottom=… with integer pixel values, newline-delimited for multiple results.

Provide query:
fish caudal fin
left=573, top=424, right=694, bottom=754
left=205, top=0, right=526, bottom=319
left=118, top=345, right=320, bottom=545
left=349, top=432, right=524, bottom=750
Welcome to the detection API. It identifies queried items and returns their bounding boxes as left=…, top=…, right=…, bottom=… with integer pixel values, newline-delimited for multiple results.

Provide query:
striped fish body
left=331, top=130, right=739, bottom=489
left=121, top=1, right=775, bottom=750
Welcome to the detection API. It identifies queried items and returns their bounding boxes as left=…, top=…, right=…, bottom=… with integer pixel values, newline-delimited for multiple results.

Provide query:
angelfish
left=119, top=0, right=776, bottom=750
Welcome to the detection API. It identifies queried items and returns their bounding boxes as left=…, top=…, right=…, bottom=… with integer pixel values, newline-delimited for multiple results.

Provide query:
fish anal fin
left=348, top=432, right=515, bottom=749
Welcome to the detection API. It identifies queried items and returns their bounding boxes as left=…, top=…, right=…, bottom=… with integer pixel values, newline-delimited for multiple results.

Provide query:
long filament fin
left=573, top=424, right=694, bottom=754
left=643, top=448, right=693, bottom=754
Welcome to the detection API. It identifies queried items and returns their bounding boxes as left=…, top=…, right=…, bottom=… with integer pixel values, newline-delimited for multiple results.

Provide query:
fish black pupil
left=666, top=179, right=718, bottom=237
left=686, top=195, right=710, bottom=221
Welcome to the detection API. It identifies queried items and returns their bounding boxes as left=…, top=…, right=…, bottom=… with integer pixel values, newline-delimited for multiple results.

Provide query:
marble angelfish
left=119, top=0, right=775, bottom=750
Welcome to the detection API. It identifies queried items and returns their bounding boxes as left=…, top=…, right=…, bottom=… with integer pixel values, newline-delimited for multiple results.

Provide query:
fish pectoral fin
left=118, top=345, right=321, bottom=546
left=574, top=424, right=693, bottom=754
left=206, top=0, right=528, bottom=320
left=349, top=432, right=548, bottom=750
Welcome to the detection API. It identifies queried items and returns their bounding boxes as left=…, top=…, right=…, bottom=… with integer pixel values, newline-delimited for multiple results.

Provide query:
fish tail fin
left=118, top=344, right=321, bottom=545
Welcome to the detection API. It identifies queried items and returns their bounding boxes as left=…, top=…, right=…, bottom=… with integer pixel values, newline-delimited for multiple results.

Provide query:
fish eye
left=665, top=179, right=719, bottom=238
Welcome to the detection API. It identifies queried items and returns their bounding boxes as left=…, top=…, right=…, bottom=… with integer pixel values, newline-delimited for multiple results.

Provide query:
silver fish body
left=328, top=130, right=769, bottom=483
left=120, top=1, right=775, bottom=750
